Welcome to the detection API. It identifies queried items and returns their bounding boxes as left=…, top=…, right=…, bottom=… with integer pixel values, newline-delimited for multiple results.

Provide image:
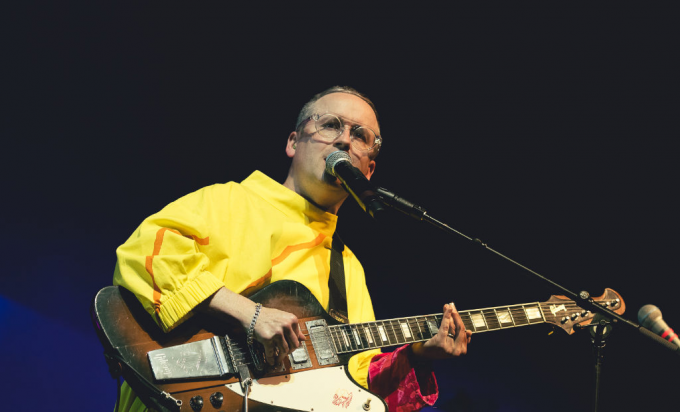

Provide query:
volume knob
left=210, top=392, right=224, bottom=408
left=190, top=395, right=203, bottom=411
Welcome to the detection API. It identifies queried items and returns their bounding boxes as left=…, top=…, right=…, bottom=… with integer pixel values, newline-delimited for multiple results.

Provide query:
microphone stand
left=376, top=187, right=680, bottom=412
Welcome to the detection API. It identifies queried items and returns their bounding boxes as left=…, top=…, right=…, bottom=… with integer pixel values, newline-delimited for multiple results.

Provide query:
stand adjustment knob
left=210, top=392, right=224, bottom=408
left=190, top=395, right=203, bottom=411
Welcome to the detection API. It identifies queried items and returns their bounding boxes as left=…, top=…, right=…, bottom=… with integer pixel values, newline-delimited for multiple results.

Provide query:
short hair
left=295, top=86, right=381, bottom=158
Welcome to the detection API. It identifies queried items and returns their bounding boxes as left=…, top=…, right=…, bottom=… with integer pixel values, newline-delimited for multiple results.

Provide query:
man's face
left=285, top=92, right=378, bottom=210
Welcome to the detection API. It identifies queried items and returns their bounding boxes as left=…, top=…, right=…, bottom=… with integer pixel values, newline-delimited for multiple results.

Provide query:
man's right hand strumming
left=202, top=287, right=306, bottom=367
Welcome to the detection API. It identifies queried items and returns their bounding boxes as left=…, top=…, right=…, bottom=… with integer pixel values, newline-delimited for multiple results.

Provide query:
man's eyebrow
left=346, top=116, right=380, bottom=135
left=334, top=113, right=374, bottom=129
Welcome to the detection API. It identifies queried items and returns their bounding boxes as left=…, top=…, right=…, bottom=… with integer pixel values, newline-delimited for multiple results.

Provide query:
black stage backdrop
left=3, top=6, right=678, bottom=412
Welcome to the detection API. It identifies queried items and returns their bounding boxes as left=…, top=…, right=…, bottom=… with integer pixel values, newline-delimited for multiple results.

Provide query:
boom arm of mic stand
left=376, top=187, right=680, bottom=358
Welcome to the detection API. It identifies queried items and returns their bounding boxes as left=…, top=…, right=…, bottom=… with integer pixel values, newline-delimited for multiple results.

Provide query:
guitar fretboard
left=329, top=302, right=546, bottom=354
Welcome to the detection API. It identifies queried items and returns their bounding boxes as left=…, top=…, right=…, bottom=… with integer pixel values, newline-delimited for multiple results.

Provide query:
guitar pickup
left=289, top=344, right=312, bottom=370
left=148, top=336, right=234, bottom=381
left=306, top=319, right=338, bottom=366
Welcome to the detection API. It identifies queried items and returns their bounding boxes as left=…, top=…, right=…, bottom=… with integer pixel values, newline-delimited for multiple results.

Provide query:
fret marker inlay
left=341, top=329, right=350, bottom=347
left=352, top=329, right=361, bottom=346
left=378, top=325, right=387, bottom=341
left=471, top=313, right=487, bottom=329
left=427, top=320, right=438, bottom=335
left=497, top=310, right=512, bottom=324
left=364, top=327, right=373, bottom=344
left=400, top=322, right=412, bottom=338
left=526, top=306, right=541, bottom=320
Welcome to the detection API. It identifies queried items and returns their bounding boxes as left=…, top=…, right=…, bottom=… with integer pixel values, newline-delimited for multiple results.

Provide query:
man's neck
left=282, top=175, right=346, bottom=215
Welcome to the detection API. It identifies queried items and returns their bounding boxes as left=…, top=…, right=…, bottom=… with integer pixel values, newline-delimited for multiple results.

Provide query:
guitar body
left=91, top=281, right=387, bottom=412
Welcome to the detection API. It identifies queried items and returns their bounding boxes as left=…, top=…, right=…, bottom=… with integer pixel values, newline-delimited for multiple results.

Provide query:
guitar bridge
left=148, top=336, right=234, bottom=381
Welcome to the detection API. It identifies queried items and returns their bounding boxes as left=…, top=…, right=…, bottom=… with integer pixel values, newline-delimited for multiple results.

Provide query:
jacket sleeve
left=113, top=187, right=225, bottom=332
left=368, top=345, right=438, bottom=411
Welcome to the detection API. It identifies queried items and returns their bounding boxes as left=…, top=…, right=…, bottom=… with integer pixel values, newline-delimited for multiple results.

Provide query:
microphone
left=638, top=304, right=680, bottom=347
left=325, top=151, right=385, bottom=218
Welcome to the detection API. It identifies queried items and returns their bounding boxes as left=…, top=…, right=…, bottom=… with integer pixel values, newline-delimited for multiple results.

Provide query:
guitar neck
left=329, top=301, right=547, bottom=354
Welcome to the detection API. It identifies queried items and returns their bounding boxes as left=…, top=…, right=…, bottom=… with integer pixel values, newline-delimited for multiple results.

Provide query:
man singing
left=113, top=86, right=471, bottom=411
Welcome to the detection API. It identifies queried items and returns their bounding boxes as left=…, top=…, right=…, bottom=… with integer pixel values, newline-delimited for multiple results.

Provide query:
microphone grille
left=325, top=151, right=352, bottom=176
left=638, top=304, right=662, bottom=328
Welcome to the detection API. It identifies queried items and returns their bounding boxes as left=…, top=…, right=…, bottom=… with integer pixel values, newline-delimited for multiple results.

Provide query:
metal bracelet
left=247, top=303, right=262, bottom=345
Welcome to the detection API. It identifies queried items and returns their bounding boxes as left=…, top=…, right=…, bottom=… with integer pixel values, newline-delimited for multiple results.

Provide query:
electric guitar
left=91, top=281, right=625, bottom=412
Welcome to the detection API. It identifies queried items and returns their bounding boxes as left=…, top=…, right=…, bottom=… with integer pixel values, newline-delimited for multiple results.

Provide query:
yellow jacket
left=113, top=171, right=380, bottom=411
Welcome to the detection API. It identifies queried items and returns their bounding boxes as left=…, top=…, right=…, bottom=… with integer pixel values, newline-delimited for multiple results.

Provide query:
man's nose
left=333, top=126, right=352, bottom=150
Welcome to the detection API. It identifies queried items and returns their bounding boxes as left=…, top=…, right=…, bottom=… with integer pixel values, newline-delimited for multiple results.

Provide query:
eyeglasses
left=296, top=113, right=382, bottom=153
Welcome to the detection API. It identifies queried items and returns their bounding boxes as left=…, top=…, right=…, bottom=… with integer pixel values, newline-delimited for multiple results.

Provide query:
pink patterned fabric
left=368, top=345, right=438, bottom=411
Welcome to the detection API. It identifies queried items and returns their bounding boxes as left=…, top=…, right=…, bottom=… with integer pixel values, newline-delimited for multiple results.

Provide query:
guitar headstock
left=542, top=288, right=625, bottom=335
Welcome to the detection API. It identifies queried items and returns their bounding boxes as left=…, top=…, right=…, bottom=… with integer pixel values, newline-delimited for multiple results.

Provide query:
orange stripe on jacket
left=190, top=235, right=210, bottom=245
left=145, top=228, right=181, bottom=317
left=244, top=233, right=327, bottom=291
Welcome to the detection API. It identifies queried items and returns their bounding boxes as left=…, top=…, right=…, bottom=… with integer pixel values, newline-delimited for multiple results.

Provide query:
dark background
left=3, top=6, right=678, bottom=411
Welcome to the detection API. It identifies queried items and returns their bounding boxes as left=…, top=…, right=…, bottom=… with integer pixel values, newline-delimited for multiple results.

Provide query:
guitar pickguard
left=224, top=366, right=384, bottom=412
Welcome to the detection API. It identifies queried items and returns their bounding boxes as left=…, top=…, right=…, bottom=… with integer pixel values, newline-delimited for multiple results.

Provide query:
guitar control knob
left=210, top=392, right=224, bottom=408
left=363, top=398, right=372, bottom=411
left=190, top=395, right=203, bottom=411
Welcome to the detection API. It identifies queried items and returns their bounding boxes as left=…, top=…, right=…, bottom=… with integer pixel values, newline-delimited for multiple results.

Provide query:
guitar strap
left=328, top=232, right=349, bottom=324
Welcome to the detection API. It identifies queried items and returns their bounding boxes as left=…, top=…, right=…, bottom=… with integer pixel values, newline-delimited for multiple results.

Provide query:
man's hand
left=201, top=287, right=306, bottom=367
left=253, top=306, right=306, bottom=367
left=410, top=302, right=472, bottom=360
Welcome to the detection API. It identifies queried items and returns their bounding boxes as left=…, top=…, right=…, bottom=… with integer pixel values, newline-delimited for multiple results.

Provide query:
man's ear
left=365, top=160, right=376, bottom=180
left=285, top=131, right=297, bottom=158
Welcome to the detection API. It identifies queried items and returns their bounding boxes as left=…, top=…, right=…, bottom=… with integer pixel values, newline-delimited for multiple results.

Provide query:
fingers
left=420, top=301, right=472, bottom=360
left=441, top=302, right=465, bottom=338
left=277, top=336, right=290, bottom=366
left=449, top=302, right=466, bottom=339
left=294, top=321, right=306, bottom=342
left=446, top=301, right=469, bottom=355
left=452, top=303, right=470, bottom=355
left=284, top=321, right=305, bottom=353
left=438, top=303, right=453, bottom=337
left=265, top=342, right=277, bottom=365
left=255, top=307, right=302, bottom=367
